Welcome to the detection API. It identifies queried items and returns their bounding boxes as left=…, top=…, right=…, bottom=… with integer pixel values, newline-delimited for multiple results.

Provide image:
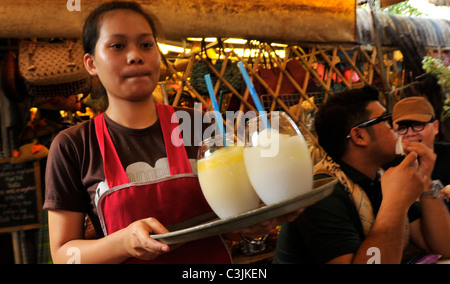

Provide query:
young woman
left=44, top=1, right=298, bottom=264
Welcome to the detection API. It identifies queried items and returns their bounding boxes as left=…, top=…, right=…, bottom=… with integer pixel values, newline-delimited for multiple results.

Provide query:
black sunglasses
left=397, top=119, right=434, bottom=135
left=346, top=113, right=393, bottom=139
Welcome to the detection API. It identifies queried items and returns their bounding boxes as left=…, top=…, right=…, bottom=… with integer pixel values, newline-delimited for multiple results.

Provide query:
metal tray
left=150, top=177, right=337, bottom=245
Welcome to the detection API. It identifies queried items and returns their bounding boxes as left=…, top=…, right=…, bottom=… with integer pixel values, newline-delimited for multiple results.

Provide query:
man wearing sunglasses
left=393, top=96, right=450, bottom=209
left=274, top=86, right=450, bottom=264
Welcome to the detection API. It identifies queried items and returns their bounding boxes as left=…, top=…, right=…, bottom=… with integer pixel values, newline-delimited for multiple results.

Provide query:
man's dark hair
left=314, top=86, right=380, bottom=161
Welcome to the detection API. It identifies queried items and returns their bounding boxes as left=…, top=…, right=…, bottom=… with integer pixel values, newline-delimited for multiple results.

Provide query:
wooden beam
left=380, top=0, right=406, bottom=8
left=0, top=0, right=356, bottom=44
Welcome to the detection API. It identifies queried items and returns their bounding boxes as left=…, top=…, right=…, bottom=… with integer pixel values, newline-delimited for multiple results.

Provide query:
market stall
left=0, top=0, right=449, bottom=264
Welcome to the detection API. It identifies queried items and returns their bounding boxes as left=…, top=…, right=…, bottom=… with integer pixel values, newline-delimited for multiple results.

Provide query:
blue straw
left=237, top=61, right=270, bottom=129
left=204, top=74, right=227, bottom=146
left=218, top=90, right=224, bottom=113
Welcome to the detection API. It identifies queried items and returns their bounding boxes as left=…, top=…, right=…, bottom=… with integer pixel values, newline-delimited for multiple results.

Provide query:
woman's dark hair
left=82, top=1, right=160, bottom=102
left=314, top=86, right=380, bottom=161
left=82, top=1, right=159, bottom=55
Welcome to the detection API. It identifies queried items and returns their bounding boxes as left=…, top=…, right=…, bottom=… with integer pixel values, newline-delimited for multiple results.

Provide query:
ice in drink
left=244, top=129, right=313, bottom=205
left=198, top=145, right=261, bottom=219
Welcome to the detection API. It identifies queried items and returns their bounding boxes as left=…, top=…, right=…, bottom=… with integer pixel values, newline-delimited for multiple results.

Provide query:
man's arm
left=416, top=195, right=450, bottom=258
left=328, top=153, right=426, bottom=264
left=405, top=142, right=450, bottom=258
left=327, top=197, right=409, bottom=264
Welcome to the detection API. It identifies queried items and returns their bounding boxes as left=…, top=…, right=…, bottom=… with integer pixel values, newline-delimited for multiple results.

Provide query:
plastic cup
left=197, top=133, right=261, bottom=218
left=244, top=112, right=313, bottom=205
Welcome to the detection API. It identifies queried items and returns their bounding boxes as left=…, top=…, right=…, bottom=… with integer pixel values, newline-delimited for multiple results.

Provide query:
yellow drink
left=198, top=146, right=260, bottom=218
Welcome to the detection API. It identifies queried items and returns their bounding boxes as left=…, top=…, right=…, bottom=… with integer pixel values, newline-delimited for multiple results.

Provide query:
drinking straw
left=237, top=61, right=270, bottom=129
left=204, top=74, right=227, bottom=146
left=237, top=61, right=265, bottom=113
left=218, top=90, right=224, bottom=113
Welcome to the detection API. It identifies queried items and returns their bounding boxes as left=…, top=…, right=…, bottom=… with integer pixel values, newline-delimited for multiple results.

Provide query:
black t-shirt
left=273, top=163, right=422, bottom=264
left=433, top=142, right=450, bottom=186
left=434, top=142, right=450, bottom=211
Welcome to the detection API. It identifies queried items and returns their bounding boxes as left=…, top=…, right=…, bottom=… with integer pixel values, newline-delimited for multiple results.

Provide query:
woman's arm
left=48, top=210, right=171, bottom=264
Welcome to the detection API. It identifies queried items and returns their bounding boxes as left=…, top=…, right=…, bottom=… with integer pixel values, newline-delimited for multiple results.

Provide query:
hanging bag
left=18, top=39, right=91, bottom=97
left=189, top=39, right=241, bottom=97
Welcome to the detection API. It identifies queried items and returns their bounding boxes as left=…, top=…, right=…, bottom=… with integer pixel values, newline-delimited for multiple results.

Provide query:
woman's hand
left=48, top=211, right=174, bottom=263
left=122, top=217, right=171, bottom=260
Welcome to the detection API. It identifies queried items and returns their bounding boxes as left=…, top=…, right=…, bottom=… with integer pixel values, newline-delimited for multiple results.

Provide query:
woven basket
left=18, top=39, right=91, bottom=97
left=25, top=79, right=91, bottom=98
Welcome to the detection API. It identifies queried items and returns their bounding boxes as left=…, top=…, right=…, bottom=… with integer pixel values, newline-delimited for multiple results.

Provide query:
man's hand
left=381, top=152, right=427, bottom=209
left=403, top=142, right=437, bottom=179
left=442, top=185, right=450, bottom=199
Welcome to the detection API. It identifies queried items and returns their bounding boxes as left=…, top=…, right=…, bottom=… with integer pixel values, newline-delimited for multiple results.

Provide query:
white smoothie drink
left=198, top=145, right=261, bottom=219
left=244, top=128, right=313, bottom=205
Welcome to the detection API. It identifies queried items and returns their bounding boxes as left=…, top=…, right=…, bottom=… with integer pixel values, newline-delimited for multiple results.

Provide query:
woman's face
left=84, top=9, right=161, bottom=102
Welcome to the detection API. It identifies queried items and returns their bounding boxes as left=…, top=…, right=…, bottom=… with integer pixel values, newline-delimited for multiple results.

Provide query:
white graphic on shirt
left=126, top=159, right=170, bottom=183
left=95, top=181, right=110, bottom=208
left=126, top=158, right=198, bottom=183
left=94, top=158, right=197, bottom=209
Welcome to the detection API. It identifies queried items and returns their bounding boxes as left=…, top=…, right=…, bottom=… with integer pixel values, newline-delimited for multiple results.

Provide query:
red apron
left=94, top=104, right=231, bottom=264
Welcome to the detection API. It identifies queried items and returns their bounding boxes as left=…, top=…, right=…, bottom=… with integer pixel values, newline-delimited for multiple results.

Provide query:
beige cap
left=393, top=96, right=435, bottom=124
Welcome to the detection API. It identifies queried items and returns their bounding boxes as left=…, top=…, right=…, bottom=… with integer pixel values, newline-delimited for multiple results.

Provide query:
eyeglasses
left=397, top=120, right=433, bottom=135
left=346, top=113, right=393, bottom=139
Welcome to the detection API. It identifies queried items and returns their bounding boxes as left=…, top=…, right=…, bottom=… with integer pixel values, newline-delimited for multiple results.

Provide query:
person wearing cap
left=274, top=87, right=450, bottom=264
left=393, top=96, right=450, bottom=209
